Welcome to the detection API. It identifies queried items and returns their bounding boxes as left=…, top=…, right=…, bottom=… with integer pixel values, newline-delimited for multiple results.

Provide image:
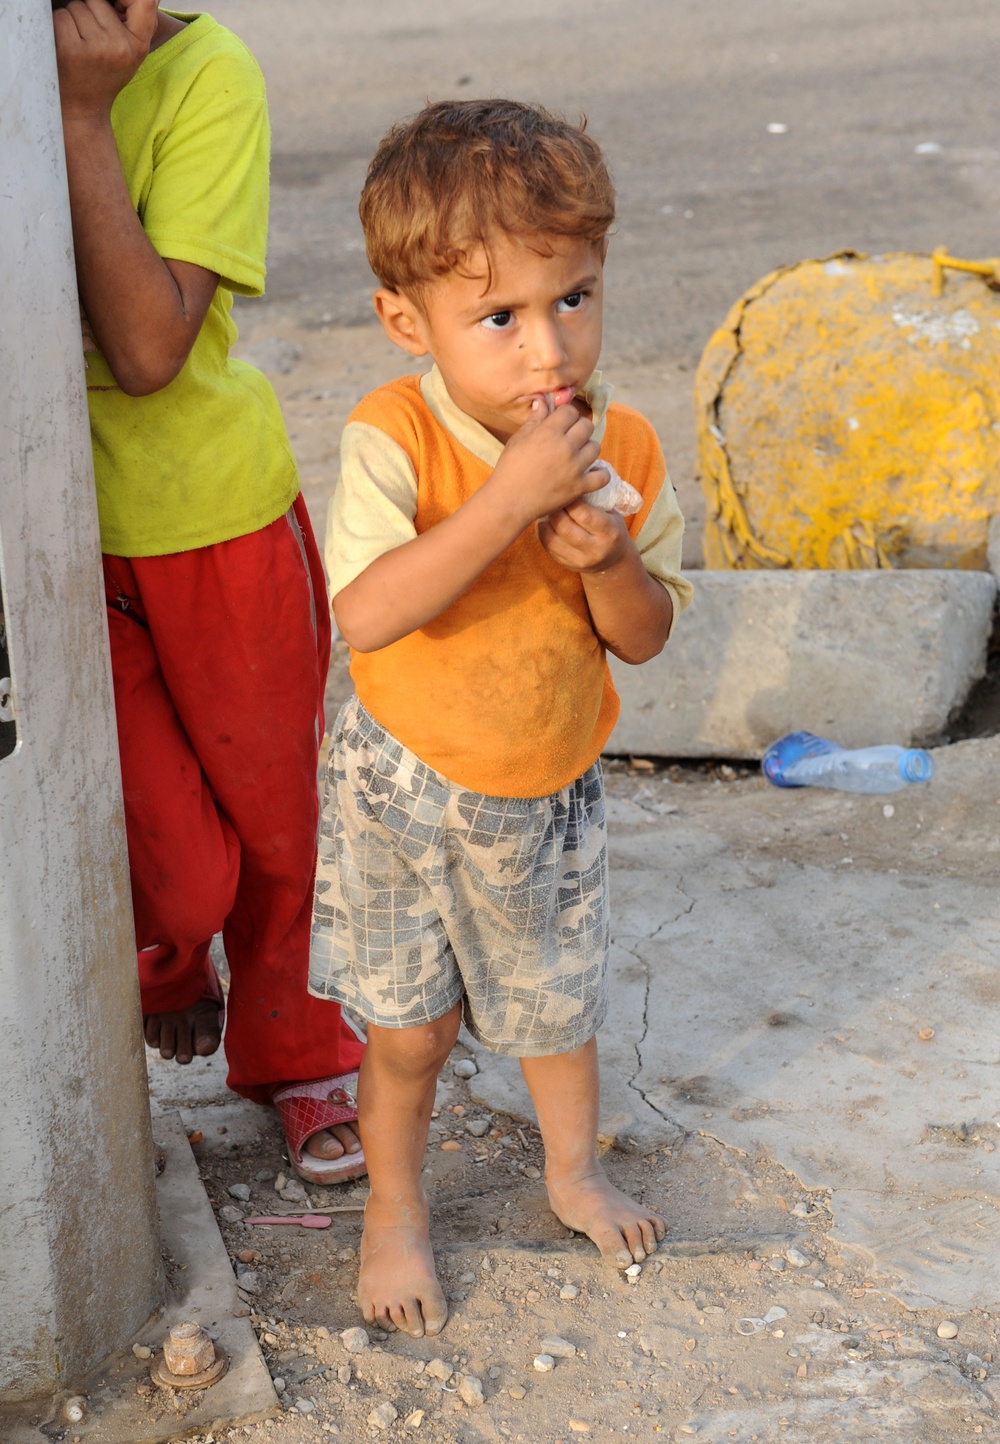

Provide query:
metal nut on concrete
left=152, top=1319, right=229, bottom=1390
left=163, top=1320, right=216, bottom=1375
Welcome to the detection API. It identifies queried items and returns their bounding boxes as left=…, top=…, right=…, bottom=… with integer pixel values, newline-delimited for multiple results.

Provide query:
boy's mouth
left=526, top=385, right=578, bottom=414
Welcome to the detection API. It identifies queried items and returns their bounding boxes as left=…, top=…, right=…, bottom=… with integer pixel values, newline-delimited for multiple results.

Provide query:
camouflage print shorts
left=308, top=697, right=609, bottom=1056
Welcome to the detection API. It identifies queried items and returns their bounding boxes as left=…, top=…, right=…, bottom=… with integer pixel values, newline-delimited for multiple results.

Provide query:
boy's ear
left=372, top=289, right=430, bottom=357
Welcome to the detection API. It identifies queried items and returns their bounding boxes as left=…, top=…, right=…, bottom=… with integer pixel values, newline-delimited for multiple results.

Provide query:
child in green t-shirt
left=52, top=0, right=366, bottom=1183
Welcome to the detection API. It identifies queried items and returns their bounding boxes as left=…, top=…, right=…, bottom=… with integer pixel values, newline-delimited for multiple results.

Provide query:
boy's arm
left=538, top=504, right=673, bottom=663
left=334, top=403, right=600, bottom=653
left=55, top=0, right=218, bottom=396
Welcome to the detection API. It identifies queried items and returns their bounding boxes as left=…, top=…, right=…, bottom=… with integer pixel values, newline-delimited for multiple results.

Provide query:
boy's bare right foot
left=358, top=1200, right=448, bottom=1339
left=143, top=998, right=223, bottom=1064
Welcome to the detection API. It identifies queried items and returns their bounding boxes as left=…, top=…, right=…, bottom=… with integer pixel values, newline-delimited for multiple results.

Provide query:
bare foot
left=358, top=1199, right=448, bottom=1338
left=143, top=998, right=222, bottom=1064
left=546, top=1168, right=666, bottom=1268
left=304, top=1120, right=364, bottom=1163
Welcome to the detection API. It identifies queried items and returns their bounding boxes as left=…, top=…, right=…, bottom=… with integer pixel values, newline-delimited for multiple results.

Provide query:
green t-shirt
left=86, top=13, right=299, bottom=556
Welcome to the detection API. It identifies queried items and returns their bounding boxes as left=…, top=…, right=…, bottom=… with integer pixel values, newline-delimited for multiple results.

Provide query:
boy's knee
left=370, top=1006, right=462, bottom=1079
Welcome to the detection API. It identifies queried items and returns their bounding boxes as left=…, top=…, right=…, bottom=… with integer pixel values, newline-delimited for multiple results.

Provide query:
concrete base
left=1, top=1115, right=277, bottom=1444
left=607, top=568, right=997, bottom=758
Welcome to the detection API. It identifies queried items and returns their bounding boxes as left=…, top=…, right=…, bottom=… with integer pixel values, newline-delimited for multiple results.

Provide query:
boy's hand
left=537, top=500, right=633, bottom=574
left=54, top=0, right=157, bottom=118
left=489, top=399, right=601, bottom=527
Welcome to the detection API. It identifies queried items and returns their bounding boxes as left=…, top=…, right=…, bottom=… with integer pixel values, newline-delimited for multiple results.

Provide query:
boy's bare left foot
left=358, top=1200, right=448, bottom=1338
left=546, top=1169, right=666, bottom=1268
left=143, top=998, right=223, bottom=1064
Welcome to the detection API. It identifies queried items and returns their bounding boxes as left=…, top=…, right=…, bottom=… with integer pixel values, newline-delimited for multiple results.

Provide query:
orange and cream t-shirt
left=327, top=367, right=692, bottom=797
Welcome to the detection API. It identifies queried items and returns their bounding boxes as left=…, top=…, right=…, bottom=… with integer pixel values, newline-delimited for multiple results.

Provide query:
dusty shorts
left=308, top=697, right=609, bottom=1056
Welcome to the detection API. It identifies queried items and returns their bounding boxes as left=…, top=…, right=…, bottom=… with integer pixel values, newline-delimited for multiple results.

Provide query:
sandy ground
left=58, top=2, right=1000, bottom=1440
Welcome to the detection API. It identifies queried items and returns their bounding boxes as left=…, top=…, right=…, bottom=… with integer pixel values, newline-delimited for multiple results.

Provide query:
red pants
left=104, top=496, right=364, bottom=1104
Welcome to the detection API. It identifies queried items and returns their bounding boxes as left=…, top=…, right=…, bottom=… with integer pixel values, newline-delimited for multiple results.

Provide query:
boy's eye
left=480, top=310, right=514, bottom=331
left=557, top=292, right=585, bottom=312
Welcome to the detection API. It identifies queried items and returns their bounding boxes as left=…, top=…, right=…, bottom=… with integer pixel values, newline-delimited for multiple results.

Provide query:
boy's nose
left=524, top=320, right=569, bottom=372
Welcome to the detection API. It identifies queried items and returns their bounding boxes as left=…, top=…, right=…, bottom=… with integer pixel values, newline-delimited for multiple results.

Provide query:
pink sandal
left=271, top=1073, right=367, bottom=1185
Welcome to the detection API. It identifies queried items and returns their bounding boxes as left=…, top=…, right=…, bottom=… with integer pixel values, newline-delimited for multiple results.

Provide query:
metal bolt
left=163, top=1321, right=216, bottom=1376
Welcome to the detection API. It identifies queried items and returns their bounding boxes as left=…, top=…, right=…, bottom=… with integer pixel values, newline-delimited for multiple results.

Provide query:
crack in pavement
left=623, top=882, right=696, bottom=1134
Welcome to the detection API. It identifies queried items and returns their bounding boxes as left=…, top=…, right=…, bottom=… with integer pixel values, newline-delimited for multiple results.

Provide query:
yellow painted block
left=694, top=250, right=1000, bottom=569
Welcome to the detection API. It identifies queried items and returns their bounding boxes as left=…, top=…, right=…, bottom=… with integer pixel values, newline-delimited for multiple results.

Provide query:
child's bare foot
left=143, top=998, right=222, bottom=1064
left=358, top=1200, right=448, bottom=1338
left=546, top=1168, right=666, bottom=1268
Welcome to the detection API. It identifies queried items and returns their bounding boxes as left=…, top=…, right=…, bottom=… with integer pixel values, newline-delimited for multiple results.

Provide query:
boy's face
left=377, top=234, right=605, bottom=444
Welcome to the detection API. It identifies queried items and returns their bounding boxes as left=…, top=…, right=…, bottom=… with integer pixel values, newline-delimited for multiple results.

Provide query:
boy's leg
left=520, top=1037, right=665, bottom=1267
left=105, top=554, right=237, bottom=1064
left=356, top=1005, right=463, bottom=1338
left=114, top=505, right=364, bottom=1159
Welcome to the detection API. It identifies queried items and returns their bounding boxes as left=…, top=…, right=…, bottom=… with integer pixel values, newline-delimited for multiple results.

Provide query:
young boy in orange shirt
left=310, top=99, right=692, bottom=1337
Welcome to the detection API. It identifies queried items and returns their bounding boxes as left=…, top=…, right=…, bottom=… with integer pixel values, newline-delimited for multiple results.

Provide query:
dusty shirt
left=86, top=13, right=299, bottom=556
left=327, top=366, right=692, bottom=797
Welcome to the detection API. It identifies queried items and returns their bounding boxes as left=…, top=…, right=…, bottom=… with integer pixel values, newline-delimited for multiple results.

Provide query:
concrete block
left=607, top=569, right=997, bottom=759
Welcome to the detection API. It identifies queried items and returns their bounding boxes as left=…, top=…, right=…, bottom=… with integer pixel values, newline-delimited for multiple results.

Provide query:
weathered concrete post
left=0, top=0, right=162, bottom=1402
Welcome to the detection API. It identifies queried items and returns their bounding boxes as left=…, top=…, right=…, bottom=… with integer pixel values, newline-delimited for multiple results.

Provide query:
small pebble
left=237, top=1271, right=261, bottom=1293
left=404, top=1410, right=425, bottom=1430
left=459, top=1271, right=476, bottom=1284
left=228, top=1183, right=252, bottom=1202
left=274, top=1172, right=287, bottom=1192
left=569, top=1422, right=592, bottom=1434
left=337, top=1365, right=352, bottom=1384
left=683, top=1338, right=697, bottom=1353
left=533, top=1354, right=555, bottom=1372
left=525, top=1290, right=541, bottom=1302
left=883, top=803, right=895, bottom=818
left=440, top=1140, right=462, bottom=1152
left=509, top=1384, right=527, bottom=1399
left=453, top=1059, right=478, bottom=1079
left=219, top=1206, right=244, bottom=1223
left=524, top=1165, right=542, bottom=1180
left=559, top=1284, right=580, bottom=1300
left=625, top=1264, right=642, bottom=1279
left=272, top=1377, right=286, bottom=1394
left=540, top=1336, right=576, bottom=1358
left=937, top=1320, right=959, bottom=1339
left=785, top=1247, right=811, bottom=1269
left=340, top=1327, right=370, bottom=1353
left=767, top=1257, right=787, bottom=1274
left=368, top=1402, right=398, bottom=1429
left=295, top=1398, right=316, bottom=1414
left=280, top=1178, right=308, bottom=1203
left=424, top=1359, right=453, bottom=1381
left=467, top=1119, right=490, bottom=1137
left=458, top=1374, right=485, bottom=1407
left=131, top=1344, right=152, bottom=1360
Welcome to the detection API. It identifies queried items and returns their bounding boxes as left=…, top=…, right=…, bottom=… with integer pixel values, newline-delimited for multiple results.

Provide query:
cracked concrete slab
left=468, top=760, right=1000, bottom=1315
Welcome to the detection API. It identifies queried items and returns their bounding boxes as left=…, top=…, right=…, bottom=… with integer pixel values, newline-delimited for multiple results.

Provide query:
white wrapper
left=582, top=461, right=643, bottom=516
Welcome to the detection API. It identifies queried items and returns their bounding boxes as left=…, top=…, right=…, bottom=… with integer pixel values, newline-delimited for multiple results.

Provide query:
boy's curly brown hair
left=359, top=99, right=616, bottom=295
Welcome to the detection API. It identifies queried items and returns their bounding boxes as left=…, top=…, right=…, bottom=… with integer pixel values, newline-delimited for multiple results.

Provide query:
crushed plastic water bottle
left=762, top=730, right=934, bottom=794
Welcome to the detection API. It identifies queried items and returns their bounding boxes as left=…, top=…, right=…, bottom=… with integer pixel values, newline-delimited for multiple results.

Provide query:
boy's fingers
left=119, top=0, right=159, bottom=44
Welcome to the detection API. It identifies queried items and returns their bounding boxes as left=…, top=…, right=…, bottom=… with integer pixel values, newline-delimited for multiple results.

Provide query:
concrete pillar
left=0, top=1, right=162, bottom=1402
